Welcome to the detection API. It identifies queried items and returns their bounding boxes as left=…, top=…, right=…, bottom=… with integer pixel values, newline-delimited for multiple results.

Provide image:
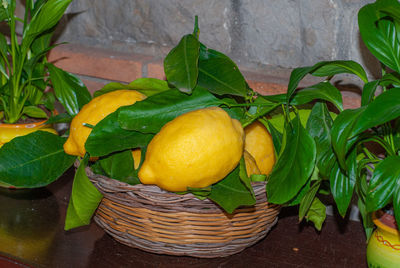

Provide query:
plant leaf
left=331, top=107, right=366, bottom=169
left=164, top=34, right=200, bottom=93
left=361, top=80, right=380, bottom=106
left=299, top=180, right=322, bottom=221
left=47, top=63, right=92, bottom=115
left=64, top=158, right=103, bottom=230
left=93, top=78, right=171, bottom=98
left=118, top=87, right=222, bottom=134
left=330, top=148, right=357, bottom=217
left=208, top=165, right=256, bottom=214
left=310, top=60, right=368, bottom=83
left=353, top=89, right=400, bottom=136
left=366, top=155, right=400, bottom=212
left=85, top=111, right=154, bottom=157
left=0, top=131, right=75, bottom=188
left=22, top=106, right=48, bottom=118
left=357, top=198, right=374, bottom=241
left=99, top=150, right=140, bottom=185
left=305, top=197, right=326, bottom=231
left=358, top=0, right=400, bottom=72
left=197, top=44, right=247, bottom=97
left=266, top=115, right=316, bottom=204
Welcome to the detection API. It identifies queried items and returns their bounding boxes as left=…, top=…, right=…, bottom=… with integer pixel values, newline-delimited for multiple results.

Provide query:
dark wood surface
left=0, top=168, right=368, bottom=268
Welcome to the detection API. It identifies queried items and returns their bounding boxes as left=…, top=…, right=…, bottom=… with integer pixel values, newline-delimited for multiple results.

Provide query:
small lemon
left=139, top=107, right=244, bottom=192
left=244, top=150, right=261, bottom=176
left=64, top=90, right=146, bottom=157
left=244, top=121, right=275, bottom=175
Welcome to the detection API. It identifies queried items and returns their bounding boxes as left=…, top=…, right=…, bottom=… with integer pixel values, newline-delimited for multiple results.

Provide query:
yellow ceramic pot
left=0, top=119, right=57, bottom=148
left=367, top=210, right=400, bottom=268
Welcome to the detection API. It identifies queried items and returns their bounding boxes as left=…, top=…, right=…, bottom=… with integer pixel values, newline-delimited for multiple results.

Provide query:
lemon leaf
left=209, top=165, right=256, bottom=214
left=65, top=158, right=103, bottom=230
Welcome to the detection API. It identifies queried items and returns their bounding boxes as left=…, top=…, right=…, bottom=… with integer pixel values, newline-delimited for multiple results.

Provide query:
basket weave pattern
left=87, top=167, right=281, bottom=258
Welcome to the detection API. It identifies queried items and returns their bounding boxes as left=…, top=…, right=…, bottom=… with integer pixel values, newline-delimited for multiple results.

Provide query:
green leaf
left=22, top=0, right=72, bottom=51
left=164, top=34, right=200, bottom=93
left=366, top=155, right=400, bottom=212
left=330, top=149, right=357, bottom=217
left=361, top=80, right=380, bottom=106
left=299, top=180, right=322, bottom=221
left=238, top=157, right=254, bottom=194
left=99, top=150, right=140, bottom=185
left=208, top=165, right=256, bottom=214
left=266, top=115, right=316, bottom=204
left=86, top=111, right=154, bottom=157
left=64, top=158, right=103, bottom=230
left=265, top=120, right=282, bottom=157
left=197, top=44, right=247, bottom=97
left=353, top=89, right=400, bottom=136
left=118, top=87, right=222, bottom=134
left=47, top=63, right=92, bottom=115
left=93, top=78, right=171, bottom=98
left=331, top=107, right=366, bottom=169
left=250, top=174, right=267, bottom=182
left=290, top=82, right=343, bottom=111
left=0, top=131, right=75, bottom=188
left=358, top=0, right=400, bottom=72
left=357, top=198, right=374, bottom=241
left=22, top=106, right=48, bottom=118
left=305, top=197, right=326, bottom=231
left=393, top=183, right=400, bottom=230
left=306, top=102, right=335, bottom=178
left=310, top=60, right=368, bottom=83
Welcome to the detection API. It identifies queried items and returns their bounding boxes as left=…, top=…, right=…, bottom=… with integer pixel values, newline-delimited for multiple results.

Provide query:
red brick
left=247, top=80, right=287, bottom=95
left=147, top=61, right=165, bottom=80
left=48, top=44, right=153, bottom=83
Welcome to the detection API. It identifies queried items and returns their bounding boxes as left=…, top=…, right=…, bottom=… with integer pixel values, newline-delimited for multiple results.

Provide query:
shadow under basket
left=87, top=167, right=281, bottom=258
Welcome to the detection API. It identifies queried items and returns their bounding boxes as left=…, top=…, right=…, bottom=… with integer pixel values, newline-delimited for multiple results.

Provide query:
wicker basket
left=86, top=167, right=281, bottom=258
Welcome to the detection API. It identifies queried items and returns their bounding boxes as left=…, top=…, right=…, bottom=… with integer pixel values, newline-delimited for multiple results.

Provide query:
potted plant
left=0, top=0, right=92, bottom=188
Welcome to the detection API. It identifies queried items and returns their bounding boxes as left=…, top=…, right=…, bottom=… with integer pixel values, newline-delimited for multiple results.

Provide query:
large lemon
left=64, top=90, right=146, bottom=157
left=139, top=107, right=244, bottom=192
left=244, top=121, right=275, bottom=175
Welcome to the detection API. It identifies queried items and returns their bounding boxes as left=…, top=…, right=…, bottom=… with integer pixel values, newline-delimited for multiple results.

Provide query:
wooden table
left=0, top=168, right=367, bottom=267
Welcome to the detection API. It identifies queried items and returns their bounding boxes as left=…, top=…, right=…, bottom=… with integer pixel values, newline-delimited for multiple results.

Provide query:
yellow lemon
left=244, top=121, right=275, bottom=175
left=132, top=148, right=141, bottom=170
left=139, top=106, right=244, bottom=192
left=64, top=90, right=146, bottom=157
left=244, top=150, right=261, bottom=176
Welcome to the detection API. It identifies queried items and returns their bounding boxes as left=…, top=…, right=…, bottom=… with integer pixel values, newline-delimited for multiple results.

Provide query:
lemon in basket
left=138, top=107, right=244, bottom=192
left=244, top=121, right=275, bottom=175
left=64, top=90, right=146, bottom=157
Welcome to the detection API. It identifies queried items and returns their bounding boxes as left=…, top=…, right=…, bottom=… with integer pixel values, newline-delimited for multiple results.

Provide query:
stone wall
left=54, top=0, right=376, bottom=78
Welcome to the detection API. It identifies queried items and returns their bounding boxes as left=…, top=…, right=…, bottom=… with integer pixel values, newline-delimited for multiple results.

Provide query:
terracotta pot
left=0, top=118, right=57, bottom=148
left=367, top=210, right=400, bottom=267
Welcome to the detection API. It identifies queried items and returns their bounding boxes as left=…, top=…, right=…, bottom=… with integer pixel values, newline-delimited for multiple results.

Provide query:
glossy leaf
left=357, top=198, right=374, bottom=241
left=22, top=0, right=72, bottom=51
left=366, top=156, right=400, bottom=212
left=331, top=107, right=366, bottom=169
left=208, top=165, right=255, bottom=214
left=64, top=158, right=103, bottom=230
left=299, top=180, right=322, bottom=221
left=93, top=78, right=171, bottom=98
left=393, top=183, right=400, bottom=230
left=0, top=131, right=76, bottom=188
left=311, top=60, right=368, bottom=83
left=118, top=87, right=222, bottom=134
left=291, top=82, right=343, bottom=111
left=306, top=102, right=335, bottom=178
left=265, top=120, right=282, bottom=157
left=266, top=115, right=316, bottom=204
left=361, top=80, right=380, bottom=106
left=358, top=0, right=400, bottom=73
left=47, top=63, right=92, bottom=116
left=22, top=106, right=48, bottom=118
left=198, top=44, right=247, bottom=97
left=164, top=34, right=200, bottom=93
left=330, top=149, right=357, bottom=217
left=45, top=112, right=72, bottom=124
left=85, top=111, right=154, bottom=157
left=305, top=197, right=326, bottom=231
left=238, top=157, right=254, bottom=194
left=353, top=89, right=400, bottom=136
left=99, top=150, right=140, bottom=185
